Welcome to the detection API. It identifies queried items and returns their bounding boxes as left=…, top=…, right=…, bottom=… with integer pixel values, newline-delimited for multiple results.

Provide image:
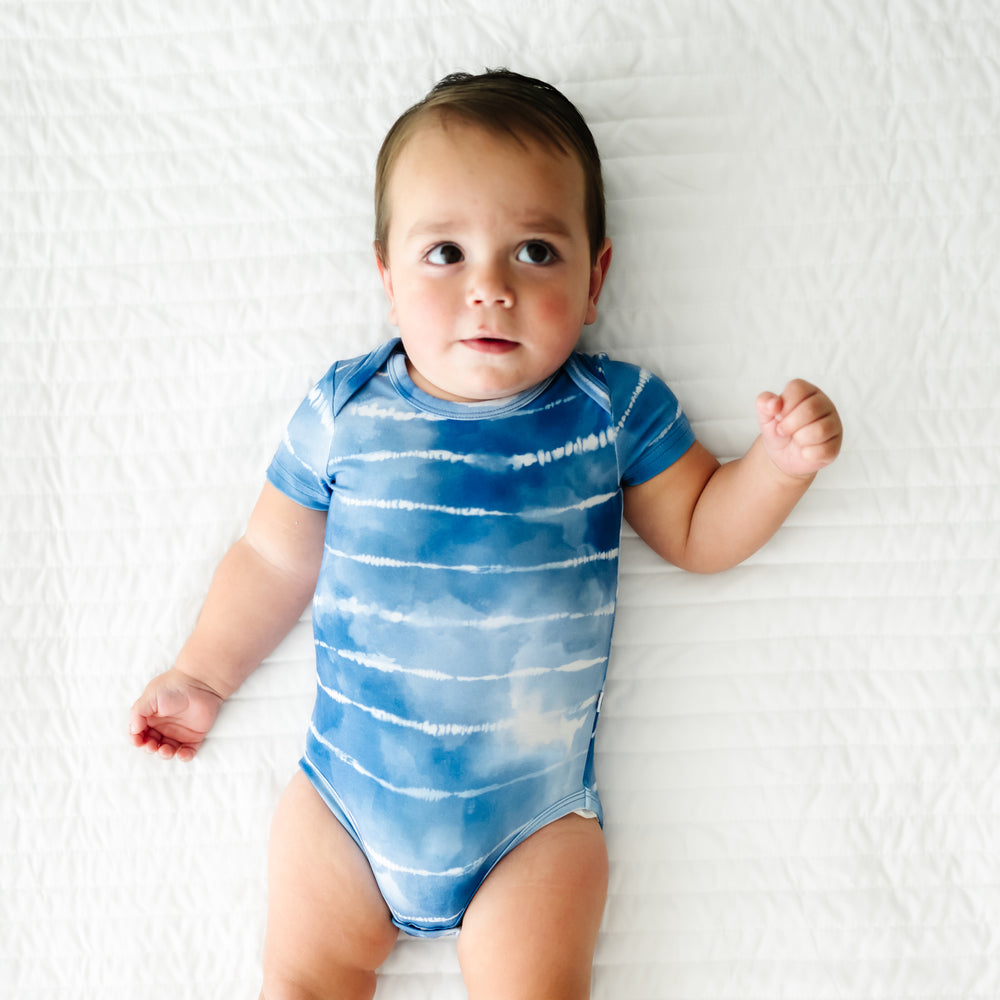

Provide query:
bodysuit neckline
left=386, top=347, right=555, bottom=420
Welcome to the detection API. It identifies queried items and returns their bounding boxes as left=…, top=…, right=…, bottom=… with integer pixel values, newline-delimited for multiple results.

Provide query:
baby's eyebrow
left=405, top=219, right=459, bottom=240
left=517, top=216, right=574, bottom=238
left=404, top=215, right=575, bottom=241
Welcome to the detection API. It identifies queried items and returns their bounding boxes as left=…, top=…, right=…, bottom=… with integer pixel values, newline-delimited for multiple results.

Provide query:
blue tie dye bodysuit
left=266, top=339, right=694, bottom=936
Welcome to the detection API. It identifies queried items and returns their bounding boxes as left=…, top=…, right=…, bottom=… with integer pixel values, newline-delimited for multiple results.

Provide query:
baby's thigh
left=457, top=814, right=608, bottom=1000
left=261, top=771, right=397, bottom=1000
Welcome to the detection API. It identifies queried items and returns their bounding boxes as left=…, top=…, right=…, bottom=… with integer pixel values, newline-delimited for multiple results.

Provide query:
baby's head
left=374, top=69, right=606, bottom=266
left=371, top=70, right=613, bottom=403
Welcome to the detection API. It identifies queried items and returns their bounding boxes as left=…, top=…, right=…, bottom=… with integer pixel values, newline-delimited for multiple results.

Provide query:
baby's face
left=376, top=119, right=611, bottom=402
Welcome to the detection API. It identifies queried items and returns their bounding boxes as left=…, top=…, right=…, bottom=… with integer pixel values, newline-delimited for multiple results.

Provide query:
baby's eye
left=516, top=241, right=558, bottom=265
left=426, top=243, right=464, bottom=266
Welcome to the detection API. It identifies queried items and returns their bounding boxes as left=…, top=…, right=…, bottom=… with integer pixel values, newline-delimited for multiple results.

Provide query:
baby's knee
left=261, top=906, right=393, bottom=1000
left=260, top=965, right=377, bottom=1000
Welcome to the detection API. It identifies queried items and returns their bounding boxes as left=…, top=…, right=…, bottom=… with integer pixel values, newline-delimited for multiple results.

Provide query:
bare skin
left=258, top=772, right=397, bottom=1000
left=456, top=812, right=608, bottom=1000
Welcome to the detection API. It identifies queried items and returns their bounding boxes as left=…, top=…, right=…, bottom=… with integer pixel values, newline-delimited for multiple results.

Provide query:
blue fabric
left=267, top=339, right=694, bottom=935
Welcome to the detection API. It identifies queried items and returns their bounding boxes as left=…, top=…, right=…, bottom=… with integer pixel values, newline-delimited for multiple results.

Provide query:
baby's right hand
left=129, top=668, right=224, bottom=762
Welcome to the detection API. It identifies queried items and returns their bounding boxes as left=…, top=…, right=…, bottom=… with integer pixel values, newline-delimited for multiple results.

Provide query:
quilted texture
left=3, top=1, right=998, bottom=997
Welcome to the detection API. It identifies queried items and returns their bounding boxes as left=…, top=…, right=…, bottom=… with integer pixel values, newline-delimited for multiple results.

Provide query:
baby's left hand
left=756, top=379, right=843, bottom=479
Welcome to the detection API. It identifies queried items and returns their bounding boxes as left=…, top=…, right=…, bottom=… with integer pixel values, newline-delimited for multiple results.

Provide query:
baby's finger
left=788, top=411, right=841, bottom=448
left=129, top=703, right=154, bottom=743
left=778, top=378, right=821, bottom=412
left=157, top=738, right=197, bottom=762
left=798, top=437, right=841, bottom=469
left=134, top=729, right=162, bottom=754
left=774, top=384, right=832, bottom=438
left=755, top=390, right=782, bottom=420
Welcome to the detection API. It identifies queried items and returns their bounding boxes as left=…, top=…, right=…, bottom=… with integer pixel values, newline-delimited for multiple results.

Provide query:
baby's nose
left=467, top=262, right=514, bottom=308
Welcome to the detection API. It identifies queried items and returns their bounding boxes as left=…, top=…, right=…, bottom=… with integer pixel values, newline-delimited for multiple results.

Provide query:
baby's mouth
left=462, top=336, right=518, bottom=354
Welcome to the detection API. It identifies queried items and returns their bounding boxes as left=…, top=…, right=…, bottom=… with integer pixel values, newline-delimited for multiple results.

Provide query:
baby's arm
left=130, top=482, right=327, bottom=760
left=624, top=380, right=842, bottom=574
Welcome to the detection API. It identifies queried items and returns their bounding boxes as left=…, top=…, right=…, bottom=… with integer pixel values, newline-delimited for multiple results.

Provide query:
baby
left=131, top=70, right=842, bottom=1000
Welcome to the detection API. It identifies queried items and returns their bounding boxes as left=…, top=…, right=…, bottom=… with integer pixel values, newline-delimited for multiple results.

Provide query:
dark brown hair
left=374, top=69, right=606, bottom=264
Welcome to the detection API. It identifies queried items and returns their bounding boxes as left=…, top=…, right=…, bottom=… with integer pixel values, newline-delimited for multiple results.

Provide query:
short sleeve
left=266, top=367, right=337, bottom=510
left=600, top=359, right=696, bottom=486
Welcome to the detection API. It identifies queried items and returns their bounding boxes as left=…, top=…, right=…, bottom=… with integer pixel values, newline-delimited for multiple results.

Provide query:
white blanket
left=4, top=2, right=998, bottom=997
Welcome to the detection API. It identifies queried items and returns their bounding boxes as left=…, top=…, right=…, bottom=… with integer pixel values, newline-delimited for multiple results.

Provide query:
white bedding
left=4, top=2, right=999, bottom=997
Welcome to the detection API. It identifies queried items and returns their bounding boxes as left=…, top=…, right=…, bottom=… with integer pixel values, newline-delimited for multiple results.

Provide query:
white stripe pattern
left=331, top=431, right=615, bottom=472
left=309, top=724, right=588, bottom=801
left=313, top=593, right=617, bottom=629
left=314, top=645, right=607, bottom=683
left=323, top=544, right=619, bottom=574
left=316, top=679, right=597, bottom=738
left=334, top=489, right=620, bottom=518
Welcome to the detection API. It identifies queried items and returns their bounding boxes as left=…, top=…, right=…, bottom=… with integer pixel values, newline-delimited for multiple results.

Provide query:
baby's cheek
left=538, top=290, right=576, bottom=324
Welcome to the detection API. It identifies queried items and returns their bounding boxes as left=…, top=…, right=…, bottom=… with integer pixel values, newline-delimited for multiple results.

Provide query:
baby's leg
left=260, top=770, right=398, bottom=1000
left=457, top=813, right=608, bottom=1000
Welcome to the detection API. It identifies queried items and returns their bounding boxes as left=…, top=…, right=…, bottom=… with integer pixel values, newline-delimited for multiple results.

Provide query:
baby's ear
left=584, top=238, right=613, bottom=326
left=374, top=243, right=397, bottom=325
